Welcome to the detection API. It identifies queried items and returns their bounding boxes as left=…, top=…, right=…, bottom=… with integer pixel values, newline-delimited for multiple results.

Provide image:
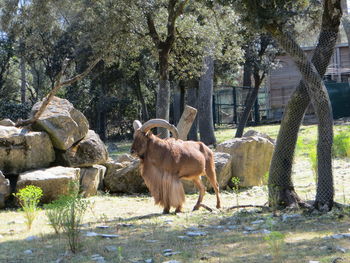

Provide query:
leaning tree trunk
left=267, top=0, right=342, bottom=212
left=198, top=55, right=216, bottom=145
left=186, top=79, right=199, bottom=141
left=235, top=73, right=262, bottom=138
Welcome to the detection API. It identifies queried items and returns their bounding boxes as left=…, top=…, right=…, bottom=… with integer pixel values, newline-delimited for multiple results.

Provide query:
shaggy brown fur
left=131, top=130, right=221, bottom=214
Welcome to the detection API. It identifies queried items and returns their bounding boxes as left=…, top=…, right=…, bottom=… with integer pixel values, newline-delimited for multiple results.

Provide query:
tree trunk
left=156, top=51, right=171, bottom=138
left=186, top=79, right=199, bottom=141
left=198, top=55, right=216, bottom=145
left=134, top=72, right=149, bottom=122
left=235, top=74, right=262, bottom=138
left=177, top=105, right=197, bottom=140
left=267, top=0, right=341, bottom=211
left=20, top=41, right=26, bottom=104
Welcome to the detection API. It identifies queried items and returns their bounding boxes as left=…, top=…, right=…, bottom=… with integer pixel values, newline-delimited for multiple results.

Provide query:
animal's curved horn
left=140, top=119, right=179, bottom=139
left=133, top=120, right=142, bottom=130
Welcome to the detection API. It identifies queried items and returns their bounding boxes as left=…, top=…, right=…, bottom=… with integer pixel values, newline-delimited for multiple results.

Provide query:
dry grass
left=1, top=123, right=350, bottom=262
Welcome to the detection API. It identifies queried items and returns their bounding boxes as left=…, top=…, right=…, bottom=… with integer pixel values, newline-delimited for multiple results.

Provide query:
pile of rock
left=0, top=96, right=108, bottom=208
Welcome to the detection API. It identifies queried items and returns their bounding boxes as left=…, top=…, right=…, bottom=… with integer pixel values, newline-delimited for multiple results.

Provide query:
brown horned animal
left=131, top=119, right=221, bottom=214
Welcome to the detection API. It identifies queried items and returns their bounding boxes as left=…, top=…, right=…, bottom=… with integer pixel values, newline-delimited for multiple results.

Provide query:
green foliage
left=14, top=185, right=43, bottom=231
left=333, top=131, right=350, bottom=158
left=44, top=195, right=72, bottom=234
left=0, top=102, right=31, bottom=122
left=61, top=181, right=89, bottom=253
left=44, top=181, right=89, bottom=252
left=264, top=231, right=285, bottom=263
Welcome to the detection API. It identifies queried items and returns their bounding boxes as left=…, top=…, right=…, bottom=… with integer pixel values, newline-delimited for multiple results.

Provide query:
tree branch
left=16, top=57, right=101, bottom=127
left=146, top=13, right=161, bottom=47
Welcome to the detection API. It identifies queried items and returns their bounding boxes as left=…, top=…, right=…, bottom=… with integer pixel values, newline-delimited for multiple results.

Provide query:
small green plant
left=44, top=195, right=72, bottom=234
left=44, top=181, right=89, bottom=253
left=117, top=246, right=123, bottom=262
left=231, top=177, right=240, bottom=206
left=61, top=181, right=89, bottom=253
left=333, top=131, right=350, bottom=158
left=308, top=146, right=317, bottom=183
left=14, top=185, right=43, bottom=230
left=264, top=231, right=285, bottom=263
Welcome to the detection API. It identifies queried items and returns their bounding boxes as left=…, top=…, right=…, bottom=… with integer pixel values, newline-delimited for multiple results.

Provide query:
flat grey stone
left=186, top=231, right=207, bottom=237
left=24, top=250, right=33, bottom=255
left=105, top=246, right=118, bottom=252
left=25, top=236, right=39, bottom=241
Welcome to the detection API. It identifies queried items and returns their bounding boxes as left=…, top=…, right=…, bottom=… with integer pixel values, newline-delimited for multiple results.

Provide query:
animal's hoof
left=216, top=204, right=221, bottom=209
left=175, top=208, right=183, bottom=214
left=192, top=206, right=200, bottom=211
left=163, top=209, right=170, bottom=214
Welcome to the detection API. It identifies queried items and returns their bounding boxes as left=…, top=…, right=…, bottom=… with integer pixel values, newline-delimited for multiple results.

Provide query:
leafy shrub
left=14, top=185, right=43, bottom=230
left=45, top=181, right=89, bottom=253
left=0, top=102, right=31, bottom=121
left=44, top=195, right=72, bottom=234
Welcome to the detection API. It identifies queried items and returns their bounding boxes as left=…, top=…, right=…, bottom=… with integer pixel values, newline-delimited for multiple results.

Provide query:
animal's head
left=130, top=119, right=179, bottom=158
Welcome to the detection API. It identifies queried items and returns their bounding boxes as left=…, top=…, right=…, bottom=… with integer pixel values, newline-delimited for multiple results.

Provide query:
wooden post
left=176, top=105, right=197, bottom=140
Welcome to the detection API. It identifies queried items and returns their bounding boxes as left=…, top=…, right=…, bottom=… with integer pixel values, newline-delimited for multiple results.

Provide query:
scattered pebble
left=162, top=261, right=181, bottom=263
left=145, top=259, right=153, bottom=263
left=309, top=261, right=319, bottom=263
left=251, top=220, right=264, bottom=225
left=244, top=226, right=255, bottom=231
left=282, top=214, right=302, bottom=222
left=85, top=231, right=119, bottom=238
left=163, top=249, right=181, bottom=257
left=177, top=235, right=190, bottom=240
left=145, top=240, right=159, bottom=243
left=186, top=231, right=207, bottom=237
left=97, top=225, right=110, bottom=229
left=105, top=245, right=118, bottom=252
left=23, top=250, right=33, bottom=255
left=335, top=246, right=347, bottom=253
left=25, top=236, right=39, bottom=241
left=324, top=233, right=350, bottom=240
left=91, top=254, right=106, bottom=263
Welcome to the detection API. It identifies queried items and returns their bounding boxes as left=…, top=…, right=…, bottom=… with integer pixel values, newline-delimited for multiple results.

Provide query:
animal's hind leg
left=192, top=177, right=206, bottom=211
left=206, top=162, right=221, bottom=209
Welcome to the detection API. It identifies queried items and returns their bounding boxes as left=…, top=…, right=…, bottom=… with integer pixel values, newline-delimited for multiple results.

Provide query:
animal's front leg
left=163, top=206, right=170, bottom=214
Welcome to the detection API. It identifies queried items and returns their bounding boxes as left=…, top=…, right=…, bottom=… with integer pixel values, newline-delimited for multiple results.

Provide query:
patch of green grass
left=333, top=130, right=350, bottom=158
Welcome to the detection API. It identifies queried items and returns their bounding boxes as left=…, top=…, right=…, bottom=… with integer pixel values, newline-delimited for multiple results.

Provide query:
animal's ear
left=133, top=120, right=142, bottom=131
left=145, top=131, right=152, bottom=137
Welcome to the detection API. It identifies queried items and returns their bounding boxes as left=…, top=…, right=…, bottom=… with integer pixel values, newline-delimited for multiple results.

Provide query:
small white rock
left=186, top=231, right=207, bottom=237
left=23, top=250, right=33, bottom=255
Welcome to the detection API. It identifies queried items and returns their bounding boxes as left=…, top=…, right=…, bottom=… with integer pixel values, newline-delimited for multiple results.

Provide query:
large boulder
left=16, top=166, right=80, bottom=203
left=216, top=136, right=274, bottom=187
left=182, top=152, right=233, bottom=193
left=56, top=130, right=108, bottom=167
left=0, top=126, right=55, bottom=174
left=31, top=96, right=89, bottom=150
left=103, top=159, right=147, bottom=193
left=243, top=130, right=276, bottom=144
left=80, top=165, right=106, bottom=197
left=0, top=171, right=10, bottom=209
left=0, top=119, right=15, bottom=126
